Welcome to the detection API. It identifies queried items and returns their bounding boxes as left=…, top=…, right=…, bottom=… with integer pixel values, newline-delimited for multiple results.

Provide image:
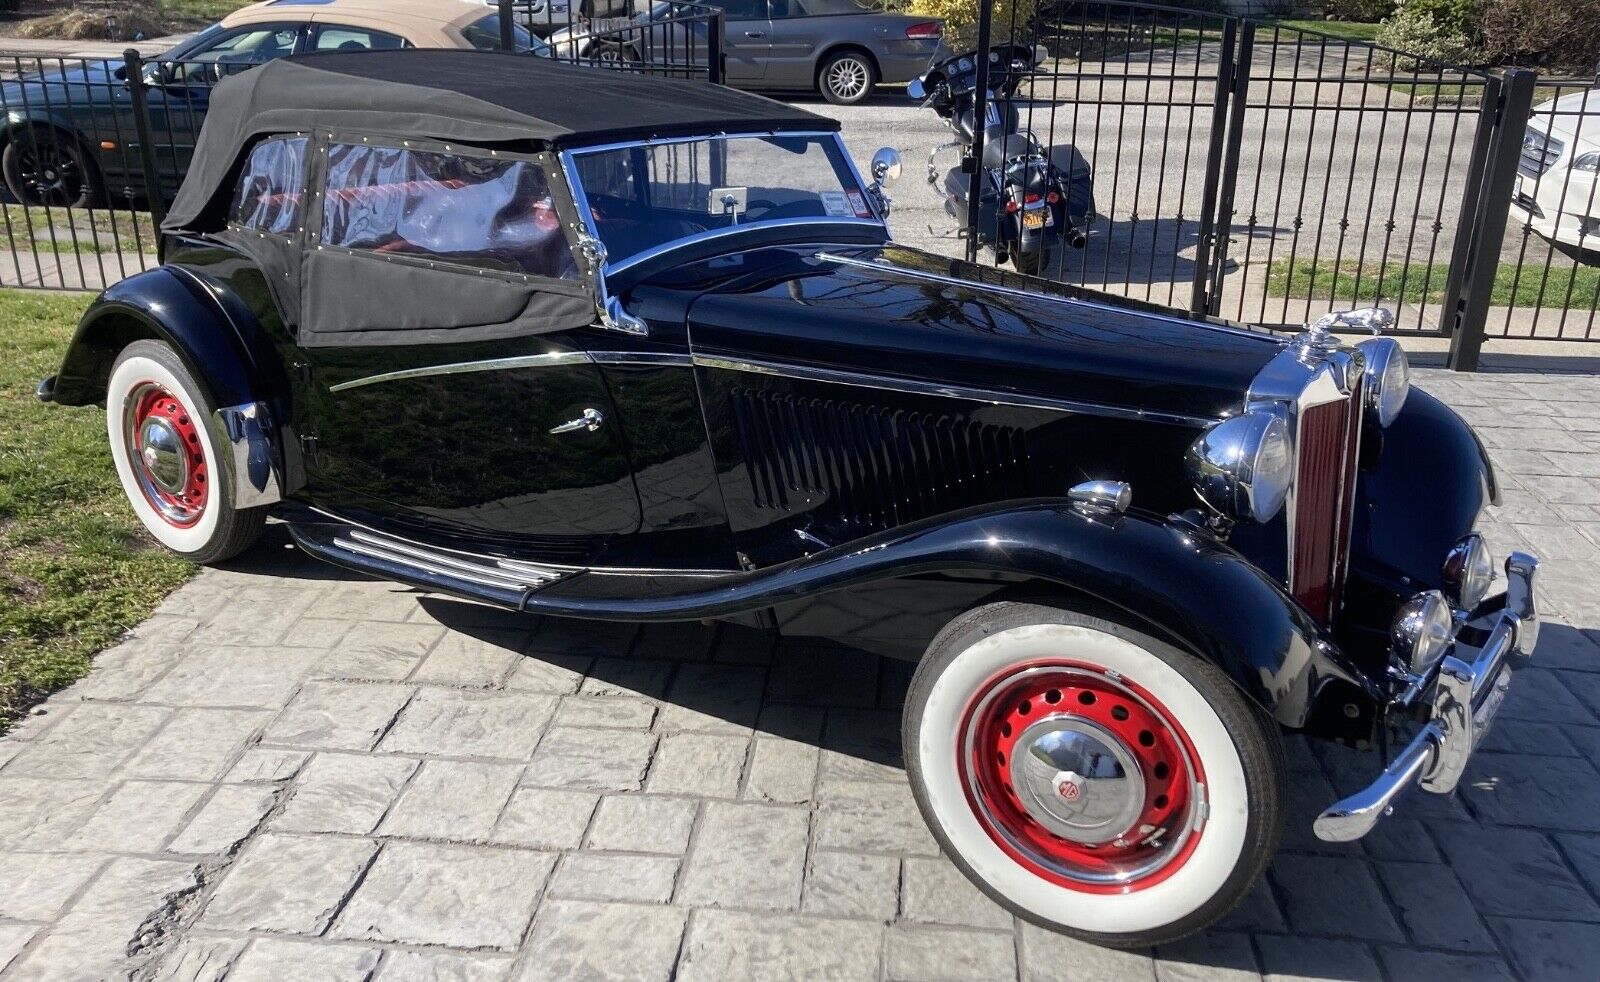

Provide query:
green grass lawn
left=1266, top=257, right=1600, bottom=307
left=0, top=205, right=159, bottom=258
left=1264, top=19, right=1383, bottom=44
left=0, top=290, right=194, bottom=733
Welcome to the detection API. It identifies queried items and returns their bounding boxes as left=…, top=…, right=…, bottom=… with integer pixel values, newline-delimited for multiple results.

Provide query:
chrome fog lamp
left=1392, top=590, right=1454, bottom=675
left=1185, top=412, right=1293, bottom=523
left=1355, top=337, right=1409, bottom=427
left=1442, top=533, right=1495, bottom=610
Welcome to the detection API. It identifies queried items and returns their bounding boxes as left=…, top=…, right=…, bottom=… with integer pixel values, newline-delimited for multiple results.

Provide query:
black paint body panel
left=52, top=232, right=1496, bottom=737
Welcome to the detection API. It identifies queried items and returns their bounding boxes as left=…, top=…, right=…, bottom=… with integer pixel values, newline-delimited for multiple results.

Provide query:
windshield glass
left=570, top=134, right=873, bottom=265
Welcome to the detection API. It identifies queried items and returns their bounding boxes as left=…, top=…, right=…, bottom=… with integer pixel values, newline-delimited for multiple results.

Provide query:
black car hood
left=682, top=244, right=1282, bottom=422
left=4, top=60, right=122, bottom=91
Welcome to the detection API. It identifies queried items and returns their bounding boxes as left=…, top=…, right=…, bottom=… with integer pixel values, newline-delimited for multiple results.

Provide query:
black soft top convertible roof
left=165, top=49, right=835, bottom=232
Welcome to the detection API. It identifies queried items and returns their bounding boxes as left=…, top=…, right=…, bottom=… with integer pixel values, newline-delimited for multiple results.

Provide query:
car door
left=763, top=0, right=824, bottom=87
left=707, top=0, right=772, bottom=82
left=294, top=137, right=642, bottom=554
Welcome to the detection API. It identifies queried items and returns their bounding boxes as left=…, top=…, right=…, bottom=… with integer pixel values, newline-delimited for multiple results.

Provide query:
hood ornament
left=1293, top=307, right=1394, bottom=357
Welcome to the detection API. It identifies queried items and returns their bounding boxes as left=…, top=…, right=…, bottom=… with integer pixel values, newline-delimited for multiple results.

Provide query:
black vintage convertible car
left=39, top=49, right=1540, bottom=947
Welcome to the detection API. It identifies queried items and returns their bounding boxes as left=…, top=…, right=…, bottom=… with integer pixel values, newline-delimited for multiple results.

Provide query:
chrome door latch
left=549, top=407, right=605, bottom=434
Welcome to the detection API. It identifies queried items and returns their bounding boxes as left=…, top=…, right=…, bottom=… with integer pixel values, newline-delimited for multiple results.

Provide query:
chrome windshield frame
left=558, top=130, right=887, bottom=277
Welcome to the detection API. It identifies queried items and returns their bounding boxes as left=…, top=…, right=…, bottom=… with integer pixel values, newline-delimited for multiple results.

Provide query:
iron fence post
left=708, top=11, right=726, bottom=85
left=964, top=0, right=995, bottom=264
left=1206, top=22, right=1252, bottom=317
left=498, top=0, right=515, bottom=52
left=1438, top=75, right=1501, bottom=339
left=1447, top=68, right=1538, bottom=372
left=1189, top=19, right=1238, bottom=317
left=123, top=49, right=166, bottom=251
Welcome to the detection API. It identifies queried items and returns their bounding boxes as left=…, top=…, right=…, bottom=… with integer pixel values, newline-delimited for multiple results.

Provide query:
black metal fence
left=964, top=1, right=1598, bottom=367
left=0, top=2, right=723, bottom=293
left=498, top=0, right=726, bottom=83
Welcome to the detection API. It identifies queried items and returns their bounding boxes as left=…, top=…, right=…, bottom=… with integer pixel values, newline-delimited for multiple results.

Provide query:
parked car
left=40, top=49, right=1540, bottom=948
left=0, top=0, right=547, bottom=208
left=548, top=0, right=943, bottom=103
left=1513, top=87, right=1600, bottom=260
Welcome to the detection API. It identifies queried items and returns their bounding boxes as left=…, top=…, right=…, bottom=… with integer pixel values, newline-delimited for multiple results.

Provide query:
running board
left=289, top=523, right=575, bottom=610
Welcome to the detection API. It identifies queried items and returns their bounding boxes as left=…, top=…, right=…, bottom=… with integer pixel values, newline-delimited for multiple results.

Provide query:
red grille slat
left=1291, top=385, right=1361, bottom=625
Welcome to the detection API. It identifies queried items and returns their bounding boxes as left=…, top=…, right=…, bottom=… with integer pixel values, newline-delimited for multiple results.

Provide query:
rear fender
left=533, top=501, right=1376, bottom=728
left=49, top=266, right=291, bottom=505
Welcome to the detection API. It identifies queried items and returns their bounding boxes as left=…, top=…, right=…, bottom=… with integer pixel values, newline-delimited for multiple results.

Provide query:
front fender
left=534, top=501, right=1374, bottom=727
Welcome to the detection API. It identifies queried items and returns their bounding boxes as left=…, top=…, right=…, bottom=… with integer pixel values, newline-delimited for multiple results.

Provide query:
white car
left=1512, top=88, right=1600, bottom=259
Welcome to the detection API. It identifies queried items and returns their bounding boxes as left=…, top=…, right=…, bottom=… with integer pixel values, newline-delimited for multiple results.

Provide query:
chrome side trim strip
left=329, top=352, right=591, bottom=392
left=813, top=251, right=1275, bottom=343
left=690, top=354, right=1217, bottom=428
left=588, top=351, right=694, bottom=367
left=328, top=351, right=692, bottom=392
left=606, top=218, right=886, bottom=278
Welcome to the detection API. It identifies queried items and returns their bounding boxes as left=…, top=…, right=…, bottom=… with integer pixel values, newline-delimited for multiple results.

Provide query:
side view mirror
left=870, top=147, right=902, bottom=184
left=865, top=147, right=902, bottom=218
left=1034, top=44, right=1048, bottom=68
left=906, top=77, right=925, bottom=101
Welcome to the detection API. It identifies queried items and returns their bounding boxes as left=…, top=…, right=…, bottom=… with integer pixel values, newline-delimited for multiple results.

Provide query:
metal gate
left=963, top=1, right=1595, bottom=368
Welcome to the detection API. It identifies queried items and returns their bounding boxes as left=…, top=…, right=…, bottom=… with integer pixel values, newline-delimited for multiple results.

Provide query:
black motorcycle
left=909, top=43, right=1094, bottom=276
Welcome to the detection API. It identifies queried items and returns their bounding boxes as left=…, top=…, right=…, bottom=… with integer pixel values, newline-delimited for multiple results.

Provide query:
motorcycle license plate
left=1022, top=209, right=1047, bottom=230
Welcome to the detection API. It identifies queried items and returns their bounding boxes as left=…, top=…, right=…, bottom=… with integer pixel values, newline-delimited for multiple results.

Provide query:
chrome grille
left=728, top=386, right=1030, bottom=528
left=1289, top=378, right=1363, bottom=625
left=1519, top=126, right=1564, bottom=178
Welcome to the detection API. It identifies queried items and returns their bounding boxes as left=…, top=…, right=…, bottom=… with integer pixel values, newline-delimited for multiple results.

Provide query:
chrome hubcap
left=1010, top=716, right=1145, bottom=845
left=830, top=60, right=866, bottom=97
left=138, top=416, right=187, bottom=494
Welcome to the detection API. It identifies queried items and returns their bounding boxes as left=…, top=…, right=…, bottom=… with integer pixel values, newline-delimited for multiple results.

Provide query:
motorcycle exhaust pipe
left=1063, top=226, right=1087, bottom=250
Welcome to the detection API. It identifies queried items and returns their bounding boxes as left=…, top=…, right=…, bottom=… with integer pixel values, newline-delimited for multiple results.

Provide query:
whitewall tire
left=106, top=340, right=266, bottom=564
left=902, top=601, right=1283, bottom=947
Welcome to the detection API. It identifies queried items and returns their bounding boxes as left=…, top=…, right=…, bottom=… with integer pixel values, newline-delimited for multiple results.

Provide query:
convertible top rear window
left=570, top=133, right=873, bottom=266
left=322, top=143, right=577, bottom=280
left=229, top=135, right=308, bottom=234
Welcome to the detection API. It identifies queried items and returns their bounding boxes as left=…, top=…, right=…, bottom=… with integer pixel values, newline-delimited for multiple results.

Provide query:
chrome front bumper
left=1314, top=552, right=1540, bottom=842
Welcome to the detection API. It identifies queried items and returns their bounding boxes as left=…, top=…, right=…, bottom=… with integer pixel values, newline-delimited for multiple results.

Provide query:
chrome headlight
left=1356, top=337, right=1409, bottom=427
left=1574, top=152, right=1600, bottom=173
left=1442, top=533, right=1495, bottom=609
left=1392, top=590, right=1454, bottom=675
left=1186, top=412, right=1293, bottom=523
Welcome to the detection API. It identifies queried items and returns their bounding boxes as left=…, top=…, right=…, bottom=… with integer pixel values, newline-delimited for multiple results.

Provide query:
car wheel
left=106, top=340, right=266, bottom=565
left=903, top=600, right=1284, bottom=948
left=819, top=50, right=876, bottom=105
left=589, top=42, right=641, bottom=69
left=2, top=125, right=99, bottom=208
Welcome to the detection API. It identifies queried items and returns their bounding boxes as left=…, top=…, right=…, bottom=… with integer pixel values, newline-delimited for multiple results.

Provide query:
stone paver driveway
left=3, top=368, right=1600, bottom=982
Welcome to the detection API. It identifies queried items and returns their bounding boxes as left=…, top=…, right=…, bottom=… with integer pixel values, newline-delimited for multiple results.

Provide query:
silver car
left=550, top=0, right=943, bottom=104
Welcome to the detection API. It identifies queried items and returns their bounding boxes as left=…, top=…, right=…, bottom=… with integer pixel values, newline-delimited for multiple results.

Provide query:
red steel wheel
left=124, top=381, right=210, bottom=528
left=904, top=601, right=1284, bottom=946
left=959, top=662, right=1206, bottom=893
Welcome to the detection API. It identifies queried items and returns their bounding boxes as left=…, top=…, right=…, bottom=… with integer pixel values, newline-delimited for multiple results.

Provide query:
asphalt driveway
left=2, top=366, right=1599, bottom=982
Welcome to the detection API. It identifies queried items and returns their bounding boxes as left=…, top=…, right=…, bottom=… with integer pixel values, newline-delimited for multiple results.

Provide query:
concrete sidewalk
left=1, top=368, right=1599, bottom=981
